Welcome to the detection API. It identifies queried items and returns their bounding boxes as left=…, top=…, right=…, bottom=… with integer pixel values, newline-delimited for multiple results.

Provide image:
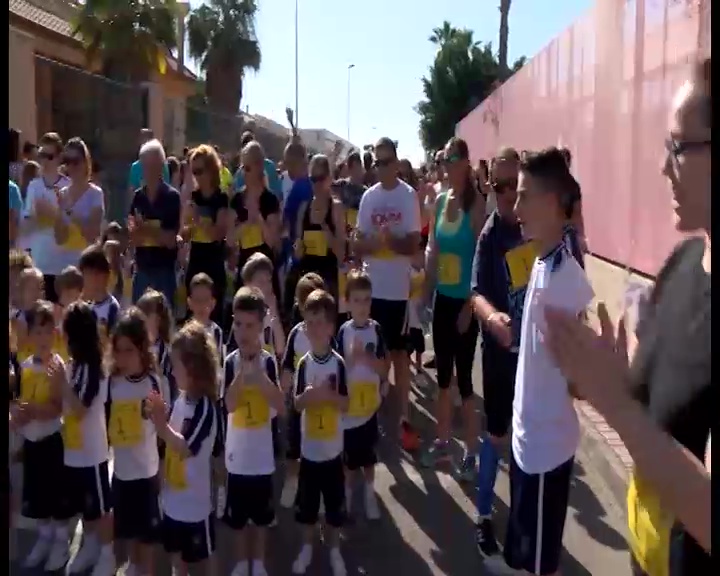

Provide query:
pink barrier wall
left=457, top=0, right=711, bottom=275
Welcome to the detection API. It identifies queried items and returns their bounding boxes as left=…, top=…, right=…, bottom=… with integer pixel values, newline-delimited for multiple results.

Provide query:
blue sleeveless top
left=434, top=192, right=476, bottom=299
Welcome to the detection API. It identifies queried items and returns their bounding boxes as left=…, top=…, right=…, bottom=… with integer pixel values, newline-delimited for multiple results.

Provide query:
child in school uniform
left=149, top=321, right=219, bottom=576
left=221, top=288, right=285, bottom=576
left=335, top=270, right=388, bottom=521
left=279, top=272, right=327, bottom=509
left=291, top=289, right=349, bottom=576
left=78, top=245, right=121, bottom=349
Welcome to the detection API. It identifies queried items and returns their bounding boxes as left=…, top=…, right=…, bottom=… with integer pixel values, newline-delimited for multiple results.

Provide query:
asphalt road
left=11, top=339, right=633, bottom=575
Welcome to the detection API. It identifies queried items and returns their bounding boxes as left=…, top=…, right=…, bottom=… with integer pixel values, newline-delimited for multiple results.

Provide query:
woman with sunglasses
left=228, top=141, right=282, bottom=297
left=20, top=132, right=72, bottom=302
left=421, top=138, right=486, bottom=481
left=293, top=154, right=346, bottom=300
left=183, top=145, right=230, bottom=324
left=53, top=139, right=105, bottom=275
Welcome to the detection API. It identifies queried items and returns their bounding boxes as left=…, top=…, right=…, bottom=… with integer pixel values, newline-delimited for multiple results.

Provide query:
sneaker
left=280, top=475, right=298, bottom=509
left=292, top=544, right=313, bottom=574
left=420, top=439, right=451, bottom=468
left=329, top=547, right=347, bottom=576
left=230, top=560, right=250, bottom=576
left=475, top=518, right=500, bottom=558
left=457, top=453, right=477, bottom=483
left=364, top=485, right=381, bottom=520
left=90, top=546, right=116, bottom=576
left=253, top=560, right=269, bottom=576
left=23, top=533, right=52, bottom=569
left=44, top=537, right=70, bottom=572
left=400, top=421, right=421, bottom=452
left=423, top=356, right=436, bottom=369
left=68, top=535, right=100, bottom=573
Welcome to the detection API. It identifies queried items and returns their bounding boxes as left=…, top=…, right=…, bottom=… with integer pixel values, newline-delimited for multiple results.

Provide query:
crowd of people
left=7, top=58, right=711, bottom=576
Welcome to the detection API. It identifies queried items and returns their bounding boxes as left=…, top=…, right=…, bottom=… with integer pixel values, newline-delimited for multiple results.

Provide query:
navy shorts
left=504, top=454, right=574, bottom=575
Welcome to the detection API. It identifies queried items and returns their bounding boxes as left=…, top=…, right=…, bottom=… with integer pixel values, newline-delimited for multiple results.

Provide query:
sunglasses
left=310, top=173, right=329, bottom=183
left=63, top=155, right=83, bottom=166
left=444, top=154, right=464, bottom=165
left=38, top=151, right=55, bottom=161
left=373, top=158, right=394, bottom=168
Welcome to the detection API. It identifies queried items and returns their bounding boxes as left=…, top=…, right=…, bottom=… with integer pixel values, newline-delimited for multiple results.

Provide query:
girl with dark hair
left=420, top=137, right=486, bottom=479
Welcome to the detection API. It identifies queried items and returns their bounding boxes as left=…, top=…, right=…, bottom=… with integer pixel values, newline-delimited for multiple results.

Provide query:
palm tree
left=72, top=0, right=179, bottom=82
left=429, top=21, right=459, bottom=47
left=498, top=0, right=512, bottom=75
left=187, top=0, right=261, bottom=114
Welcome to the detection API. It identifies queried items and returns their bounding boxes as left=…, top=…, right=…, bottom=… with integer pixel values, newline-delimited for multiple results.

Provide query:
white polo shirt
left=512, top=246, right=594, bottom=474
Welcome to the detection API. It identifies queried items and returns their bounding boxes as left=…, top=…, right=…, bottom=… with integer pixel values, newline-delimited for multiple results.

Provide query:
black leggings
left=432, top=292, right=478, bottom=400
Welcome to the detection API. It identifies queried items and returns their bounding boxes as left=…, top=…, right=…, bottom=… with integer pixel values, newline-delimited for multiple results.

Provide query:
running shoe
left=475, top=518, right=500, bottom=558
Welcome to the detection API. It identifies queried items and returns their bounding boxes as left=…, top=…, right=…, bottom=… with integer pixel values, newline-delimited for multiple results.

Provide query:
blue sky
left=187, top=0, right=592, bottom=164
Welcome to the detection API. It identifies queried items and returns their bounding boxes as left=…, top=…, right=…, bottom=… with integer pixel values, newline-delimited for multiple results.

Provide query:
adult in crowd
left=354, top=137, right=422, bottom=452
left=398, top=159, right=419, bottom=190
left=544, top=57, right=712, bottom=575
left=53, top=138, right=105, bottom=273
left=421, top=137, right=486, bottom=480
left=128, top=139, right=182, bottom=305
left=127, top=128, right=170, bottom=197
left=294, top=154, right=346, bottom=298
left=9, top=179, right=22, bottom=246
left=20, top=132, right=72, bottom=302
left=167, top=156, right=182, bottom=190
left=363, top=150, right=377, bottom=187
left=229, top=140, right=282, bottom=297
left=233, top=129, right=282, bottom=199
left=216, top=145, right=234, bottom=195
left=468, top=147, right=528, bottom=556
left=183, top=144, right=230, bottom=324
left=282, top=141, right=311, bottom=232
left=332, top=150, right=366, bottom=232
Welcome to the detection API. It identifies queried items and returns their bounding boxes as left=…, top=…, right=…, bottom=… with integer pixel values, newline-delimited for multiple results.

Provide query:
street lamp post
left=294, top=0, right=299, bottom=127
left=347, top=64, right=355, bottom=141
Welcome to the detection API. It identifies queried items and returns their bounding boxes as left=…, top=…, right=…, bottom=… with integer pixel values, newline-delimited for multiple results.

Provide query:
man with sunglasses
left=354, top=137, right=422, bottom=452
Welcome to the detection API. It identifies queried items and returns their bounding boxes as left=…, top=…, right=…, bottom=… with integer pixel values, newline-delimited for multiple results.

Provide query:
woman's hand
left=543, top=302, right=631, bottom=413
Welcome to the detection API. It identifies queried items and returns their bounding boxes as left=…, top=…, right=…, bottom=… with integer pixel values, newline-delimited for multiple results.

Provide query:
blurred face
left=434, top=151, right=446, bottom=180
left=348, top=289, right=371, bottom=324
left=242, top=151, right=265, bottom=185
left=491, top=157, right=519, bottom=214
left=112, top=335, right=142, bottom=376
left=662, top=81, right=711, bottom=232
left=246, top=271, right=273, bottom=301
left=374, top=147, right=399, bottom=184
left=188, top=285, right=215, bottom=323
left=144, top=312, right=160, bottom=342
left=191, top=158, right=212, bottom=191
left=20, top=276, right=44, bottom=309
left=232, top=310, right=263, bottom=354
left=398, top=160, right=413, bottom=181
left=171, top=349, right=189, bottom=392
left=38, top=143, right=61, bottom=172
left=443, top=145, right=469, bottom=188
left=63, top=146, right=88, bottom=180
left=82, top=269, right=108, bottom=297
left=514, top=171, right=564, bottom=242
left=338, top=164, right=350, bottom=179
left=348, top=159, right=363, bottom=180
left=58, top=288, right=81, bottom=310
left=304, top=309, right=334, bottom=350
left=310, top=162, right=331, bottom=194
left=29, top=321, right=55, bottom=358
left=283, top=151, right=304, bottom=177
left=141, top=149, right=164, bottom=184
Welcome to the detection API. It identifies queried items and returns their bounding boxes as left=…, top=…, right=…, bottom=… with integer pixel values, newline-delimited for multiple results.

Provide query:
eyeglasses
left=310, top=173, right=328, bottom=183
left=38, top=151, right=55, bottom=161
left=665, top=137, right=711, bottom=159
left=373, top=158, right=394, bottom=168
left=444, top=154, right=464, bottom=165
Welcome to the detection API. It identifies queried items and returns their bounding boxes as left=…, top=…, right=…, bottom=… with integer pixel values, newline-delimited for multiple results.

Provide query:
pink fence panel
left=457, top=0, right=710, bottom=275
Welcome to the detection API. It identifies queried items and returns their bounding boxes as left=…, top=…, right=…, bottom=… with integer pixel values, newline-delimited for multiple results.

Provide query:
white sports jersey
left=281, top=322, right=311, bottom=374
left=512, top=245, right=594, bottom=474
left=294, top=350, right=348, bottom=462
left=63, top=361, right=110, bottom=468
left=91, top=295, right=121, bottom=344
left=335, top=319, right=386, bottom=429
left=17, top=355, right=63, bottom=441
left=221, top=349, right=280, bottom=476
left=107, top=372, right=162, bottom=481
left=152, top=339, right=177, bottom=404
left=161, top=393, right=217, bottom=523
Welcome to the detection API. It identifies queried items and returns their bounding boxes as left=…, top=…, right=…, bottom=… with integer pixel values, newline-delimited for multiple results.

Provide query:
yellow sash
left=505, top=242, right=537, bottom=291
left=239, top=224, right=263, bottom=249
left=192, top=217, right=214, bottom=243
left=303, top=230, right=328, bottom=257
